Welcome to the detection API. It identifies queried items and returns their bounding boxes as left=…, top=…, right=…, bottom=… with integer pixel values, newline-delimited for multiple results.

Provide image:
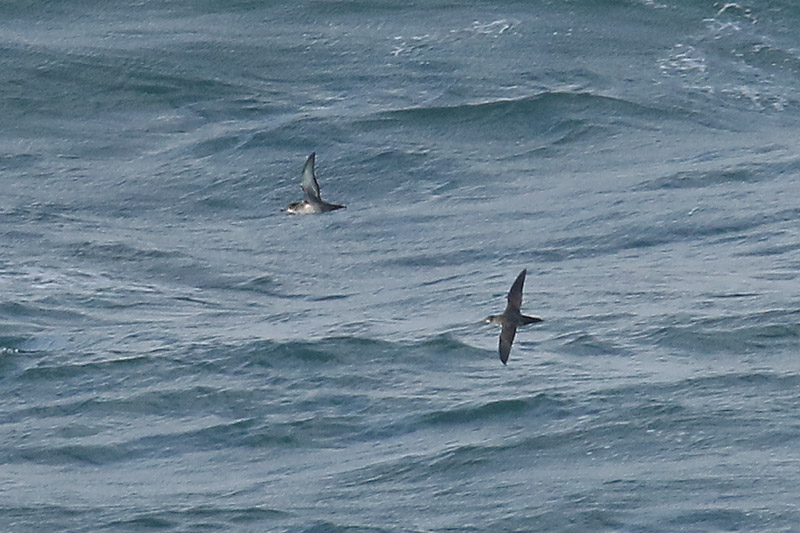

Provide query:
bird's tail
left=521, top=315, right=543, bottom=325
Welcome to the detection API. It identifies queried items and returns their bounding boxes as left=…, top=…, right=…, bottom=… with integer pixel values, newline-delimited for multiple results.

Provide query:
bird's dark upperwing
left=499, top=323, right=517, bottom=365
left=301, top=152, right=322, bottom=202
left=506, top=268, right=527, bottom=312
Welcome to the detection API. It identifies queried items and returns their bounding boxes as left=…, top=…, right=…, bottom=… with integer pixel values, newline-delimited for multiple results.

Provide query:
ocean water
left=2, top=0, right=800, bottom=531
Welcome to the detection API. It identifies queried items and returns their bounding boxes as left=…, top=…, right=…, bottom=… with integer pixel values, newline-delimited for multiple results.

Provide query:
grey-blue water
left=2, top=1, right=799, bottom=531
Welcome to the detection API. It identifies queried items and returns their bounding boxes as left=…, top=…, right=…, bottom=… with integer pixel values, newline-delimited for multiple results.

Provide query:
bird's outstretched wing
left=505, top=269, right=527, bottom=312
left=499, top=323, right=517, bottom=365
left=301, top=152, right=322, bottom=202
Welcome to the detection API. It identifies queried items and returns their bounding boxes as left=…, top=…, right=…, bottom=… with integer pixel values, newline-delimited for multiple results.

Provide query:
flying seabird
left=485, top=269, right=542, bottom=365
left=286, top=152, right=346, bottom=214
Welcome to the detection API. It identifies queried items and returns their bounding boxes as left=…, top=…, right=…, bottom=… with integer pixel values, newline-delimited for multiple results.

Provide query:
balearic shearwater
left=485, top=269, right=542, bottom=365
left=286, top=152, right=345, bottom=214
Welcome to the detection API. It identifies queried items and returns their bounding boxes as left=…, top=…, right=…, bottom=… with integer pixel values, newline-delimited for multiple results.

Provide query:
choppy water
left=2, top=1, right=800, bottom=531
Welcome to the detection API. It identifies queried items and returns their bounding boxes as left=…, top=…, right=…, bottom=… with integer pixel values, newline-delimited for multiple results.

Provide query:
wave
left=239, top=334, right=486, bottom=369
left=381, top=91, right=677, bottom=124
left=0, top=301, right=88, bottom=325
left=558, top=331, right=631, bottom=357
left=338, top=364, right=800, bottom=491
left=383, top=247, right=488, bottom=269
left=642, top=157, right=800, bottom=191
left=537, top=202, right=799, bottom=261
left=5, top=42, right=238, bottom=121
left=11, top=442, right=134, bottom=466
left=637, top=310, right=800, bottom=355
left=420, top=392, right=570, bottom=426
left=71, top=240, right=184, bottom=264
left=358, top=91, right=697, bottom=148
left=644, top=166, right=763, bottom=191
left=0, top=333, right=502, bottom=468
left=18, top=354, right=155, bottom=383
left=0, top=334, right=28, bottom=354
left=104, top=507, right=290, bottom=532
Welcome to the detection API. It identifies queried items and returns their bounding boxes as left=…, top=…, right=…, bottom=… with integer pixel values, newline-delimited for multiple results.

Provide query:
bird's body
left=485, top=269, right=542, bottom=365
left=286, top=199, right=342, bottom=214
left=286, top=153, right=345, bottom=214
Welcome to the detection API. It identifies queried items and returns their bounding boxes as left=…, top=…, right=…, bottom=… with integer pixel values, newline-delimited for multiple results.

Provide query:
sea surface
left=2, top=1, right=800, bottom=531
